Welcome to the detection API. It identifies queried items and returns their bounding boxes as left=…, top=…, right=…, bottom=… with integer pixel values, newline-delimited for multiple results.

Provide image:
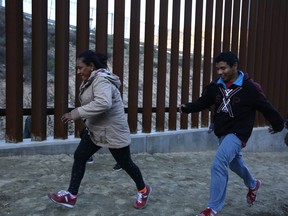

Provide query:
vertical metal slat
left=113, top=0, right=125, bottom=95
left=223, top=0, right=232, bottom=52
left=155, top=0, right=168, bottom=131
left=31, top=0, right=48, bottom=141
left=180, top=0, right=192, bottom=129
left=96, top=0, right=108, bottom=54
left=231, top=0, right=240, bottom=54
left=168, top=0, right=181, bottom=130
left=191, top=0, right=203, bottom=128
left=239, top=0, right=249, bottom=72
left=142, top=0, right=155, bottom=133
left=5, top=0, right=23, bottom=142
left=201, top=0, right=213, bottom=127
left=75, top=0, right=90, bottom=137
left=212, top=0, right=223, bottom=81
left=54, top=0, right=70, bottom=139
left=128, top=0, right=141, bottom=133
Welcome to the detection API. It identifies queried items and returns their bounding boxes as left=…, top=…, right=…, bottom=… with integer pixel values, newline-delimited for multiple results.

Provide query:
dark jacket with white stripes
left=181, top=71, right=284, bottom=143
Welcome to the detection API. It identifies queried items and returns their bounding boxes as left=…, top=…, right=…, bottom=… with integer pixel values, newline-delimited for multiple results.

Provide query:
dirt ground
left=0, top=151, right=287, bottom=216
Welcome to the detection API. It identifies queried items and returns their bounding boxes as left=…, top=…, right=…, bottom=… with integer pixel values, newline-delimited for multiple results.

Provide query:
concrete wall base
left=0, top=127, right=287, bottom=156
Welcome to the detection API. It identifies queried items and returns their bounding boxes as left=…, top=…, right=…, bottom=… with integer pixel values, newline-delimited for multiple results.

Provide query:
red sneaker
left=247, top=179, right=261, bottom=205
left=196, top=208, right=217, bottom=216
left=134, top=185, right=152, bottom=209
left=48, top=190, right=77, bottom=208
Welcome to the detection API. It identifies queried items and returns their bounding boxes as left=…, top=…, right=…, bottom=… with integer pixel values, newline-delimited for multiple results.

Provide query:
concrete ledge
left=0, top=127, right=287, bottom=156
left=244, top=127, right=288, bottom=152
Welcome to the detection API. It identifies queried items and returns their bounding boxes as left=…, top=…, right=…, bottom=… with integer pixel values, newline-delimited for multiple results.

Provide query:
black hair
left=77, top=50, right=108, bottom=69
left=214, top=51, right=239, bottom=68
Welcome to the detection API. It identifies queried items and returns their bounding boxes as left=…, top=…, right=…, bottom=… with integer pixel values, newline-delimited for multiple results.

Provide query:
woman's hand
left=61, top=112, right=73, bottom=124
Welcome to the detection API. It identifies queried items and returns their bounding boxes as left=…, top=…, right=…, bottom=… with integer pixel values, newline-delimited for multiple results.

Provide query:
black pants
left=68, top=128, right=145, bottom=195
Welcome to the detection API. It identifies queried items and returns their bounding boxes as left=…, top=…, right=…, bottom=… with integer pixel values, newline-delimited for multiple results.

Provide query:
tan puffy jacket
left=71, top=69, right=131, bottom=148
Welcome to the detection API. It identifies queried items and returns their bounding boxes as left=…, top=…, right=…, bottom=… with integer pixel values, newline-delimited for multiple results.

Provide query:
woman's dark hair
left=77, top=50, right=108, bottom=69
left=214, top=51, right=239, bottom=68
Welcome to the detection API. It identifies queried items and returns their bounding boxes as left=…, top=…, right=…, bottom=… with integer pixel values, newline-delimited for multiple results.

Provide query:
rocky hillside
left=0, top=6, right=185, bottom=140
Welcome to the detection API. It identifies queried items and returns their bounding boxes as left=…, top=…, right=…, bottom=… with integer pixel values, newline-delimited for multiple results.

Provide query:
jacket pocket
left=89, top=126, right=108, bottom=145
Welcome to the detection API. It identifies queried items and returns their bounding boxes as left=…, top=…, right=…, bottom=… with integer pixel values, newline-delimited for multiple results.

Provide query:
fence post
left=31, top=0, right=48, bottom=141
left=5, top=0, right=23, bottom=142
left=54, top=0, right=70, bottom=139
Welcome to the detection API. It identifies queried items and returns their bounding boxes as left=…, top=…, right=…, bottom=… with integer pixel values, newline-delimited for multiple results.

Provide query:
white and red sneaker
left=48, top=190, right=77, bottom=208
left=247, top=179, right=261, bottom=205
left=134, top=185, right=152, bottom=209
left=196, top=207, right=217, bottom=216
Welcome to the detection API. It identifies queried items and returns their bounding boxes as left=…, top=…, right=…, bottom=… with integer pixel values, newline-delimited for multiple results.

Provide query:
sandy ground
left=0, top=151, right=287, bottom=216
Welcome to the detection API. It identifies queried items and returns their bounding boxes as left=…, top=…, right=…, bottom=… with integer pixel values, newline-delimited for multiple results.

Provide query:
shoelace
left=248, top=190, right=256, bottom=199
left=137, top=192, right=144, bottom=203
left=57, top=190, right=70, bottom=197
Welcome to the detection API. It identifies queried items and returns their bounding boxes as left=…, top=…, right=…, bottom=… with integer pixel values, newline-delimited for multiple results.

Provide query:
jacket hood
left=242, top=71, right=251, bottom=80
left=89, top=68, right=121, bottom=88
